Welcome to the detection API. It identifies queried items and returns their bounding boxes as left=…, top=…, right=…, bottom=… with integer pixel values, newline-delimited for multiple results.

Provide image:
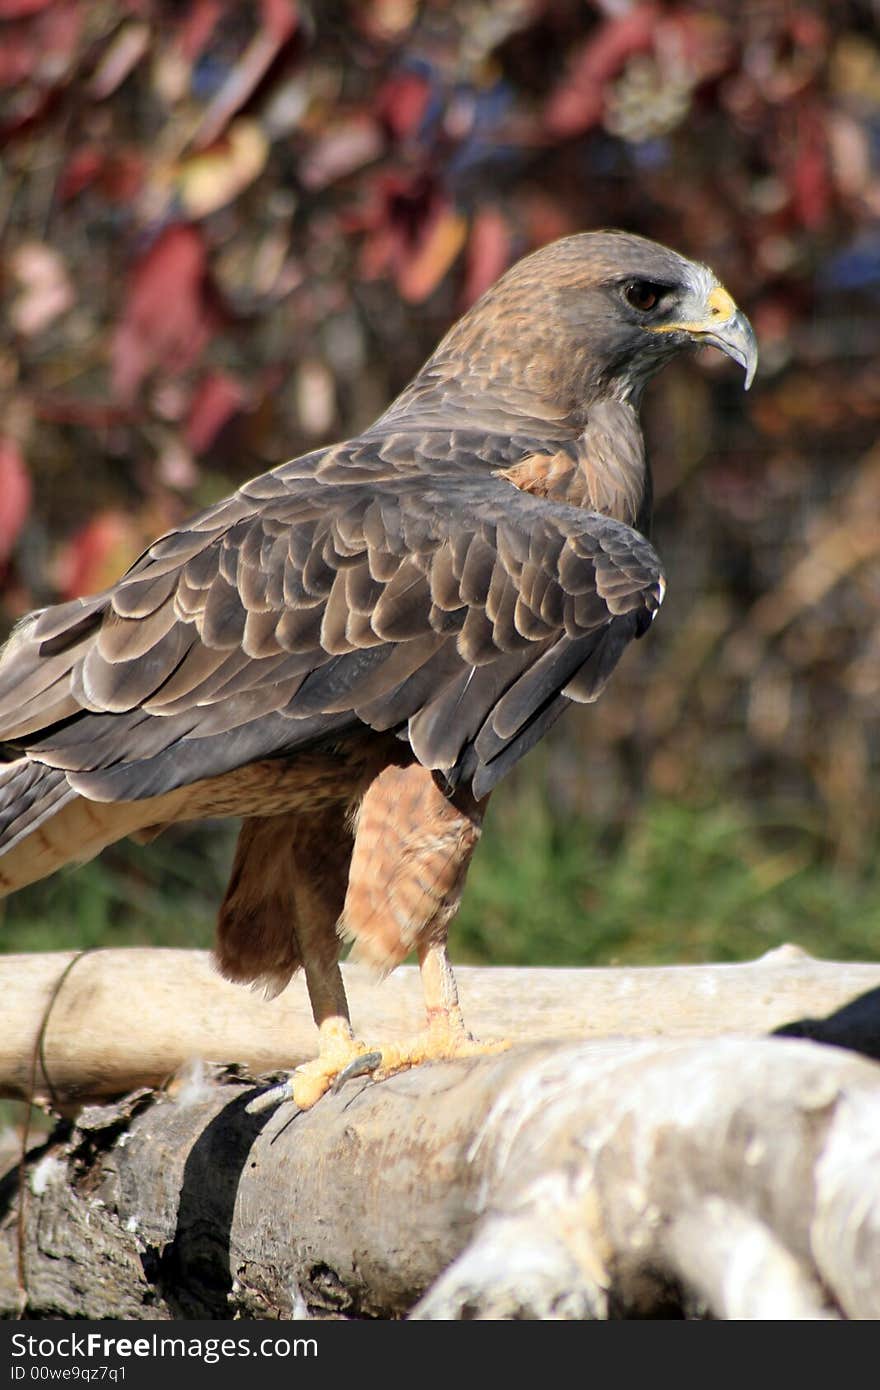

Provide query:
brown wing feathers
left=0, top=460, right=664, bottom=810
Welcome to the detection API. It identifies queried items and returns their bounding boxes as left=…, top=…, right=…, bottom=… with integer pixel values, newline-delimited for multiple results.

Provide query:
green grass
left=1, top=792, right=878, bottom=969
left=0, top=823, right=235, bottom=955
left=455, top=793, right=880, bottom=968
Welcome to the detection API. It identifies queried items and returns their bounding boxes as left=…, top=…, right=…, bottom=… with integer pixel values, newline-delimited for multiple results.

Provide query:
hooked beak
left=648, top=285, right=758, bottom=389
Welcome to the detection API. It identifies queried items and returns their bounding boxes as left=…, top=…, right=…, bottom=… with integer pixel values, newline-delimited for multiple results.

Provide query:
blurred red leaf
left=357, top=175, right=466, bottom=301
left=99, top=149, right=146, bottom=203
left=787, top=103, right=832, bottom=229
left=54, top=511, right=139, bottom=601
left=33, top=396, right=136, bottom=428
left=262, top=0, right=297, bottom=42
left=112, top=224, right=218, bottom=403
left=544, top=5, right=658, bottom=137
left=377, top=70, right=432, bottom=140
left=462, top=205, right=510, bottom=306
left=0, top=0, right=54, bottom=15
left=0, top=440, right=31, bottom=563
left=0, top=0, right=80, bottom=89
left=0, top=29, right=36, bottom=87
left=186, top=370, right=245, bottom=453
left=57, top=145, right=145, bottom=203
left=56, top=146, right=103, bottom=200
left=520, top=192, right=576, bottom=249
left=396, top=200, right=467, bottom=302
left=177, top=0, right=222, bottom=62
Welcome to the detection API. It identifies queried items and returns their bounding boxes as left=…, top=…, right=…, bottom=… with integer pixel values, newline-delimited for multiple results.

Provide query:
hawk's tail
left=0, top=758, right=116, bottom=897
left=0, top=759, right=73, bottom=853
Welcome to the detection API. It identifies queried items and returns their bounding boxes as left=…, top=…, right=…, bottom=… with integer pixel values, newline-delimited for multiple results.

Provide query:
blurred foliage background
left=1, top=0, right=879, bottom=967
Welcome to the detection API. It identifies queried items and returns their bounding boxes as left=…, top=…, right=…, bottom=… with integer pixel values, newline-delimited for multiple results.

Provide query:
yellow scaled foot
left=246, top=1018, right=376, bottom=1113
left=373, top=1016, right=511, bottom=1081
left=247, top=1016, right=510, bottom=1114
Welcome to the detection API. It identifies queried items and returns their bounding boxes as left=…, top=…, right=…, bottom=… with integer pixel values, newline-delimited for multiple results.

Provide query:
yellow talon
left=248, top=1020, right=511, bottom=1114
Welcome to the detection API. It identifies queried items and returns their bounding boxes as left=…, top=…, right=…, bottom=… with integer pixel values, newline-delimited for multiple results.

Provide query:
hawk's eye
left=624, top=280, right=663, bottom=312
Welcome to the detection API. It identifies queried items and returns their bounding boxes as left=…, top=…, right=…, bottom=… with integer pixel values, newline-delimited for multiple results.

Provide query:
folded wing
left=0, top=463, right=664, bottom=803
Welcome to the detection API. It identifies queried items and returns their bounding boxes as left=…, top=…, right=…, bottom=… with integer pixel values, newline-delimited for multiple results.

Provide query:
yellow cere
left=649, top=283, right=738, bottom=334
left=707, top=286, right=737, bottom=319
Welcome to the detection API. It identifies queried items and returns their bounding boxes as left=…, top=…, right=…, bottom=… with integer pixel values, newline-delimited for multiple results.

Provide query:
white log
left=1, top=943, right=878, bottom=1105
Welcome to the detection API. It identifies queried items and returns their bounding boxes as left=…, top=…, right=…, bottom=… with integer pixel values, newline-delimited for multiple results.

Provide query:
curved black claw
left=331, top=1050, right=383, bottom=1093
left=245, top=1078, right=299, bottom=1115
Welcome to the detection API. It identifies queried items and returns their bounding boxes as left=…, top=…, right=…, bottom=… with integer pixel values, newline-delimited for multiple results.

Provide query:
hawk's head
left=428, top=230, right=758, bottom=423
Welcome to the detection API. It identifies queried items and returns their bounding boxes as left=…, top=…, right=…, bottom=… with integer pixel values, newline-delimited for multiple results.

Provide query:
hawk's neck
left=369, top=382, right=652, bottom=533
left=495, top=398, right=651, bottom=532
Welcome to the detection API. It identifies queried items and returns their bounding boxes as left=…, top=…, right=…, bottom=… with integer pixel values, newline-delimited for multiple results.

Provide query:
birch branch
left=2, top=944, right=879, bottom=1106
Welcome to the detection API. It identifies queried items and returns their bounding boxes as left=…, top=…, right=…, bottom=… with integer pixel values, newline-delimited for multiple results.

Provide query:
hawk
left=0, top=232, right=756, bottom=1108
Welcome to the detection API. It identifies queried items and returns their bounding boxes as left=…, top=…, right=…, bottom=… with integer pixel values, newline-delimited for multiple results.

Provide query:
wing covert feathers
left=0, top=443, right=664, bottom=820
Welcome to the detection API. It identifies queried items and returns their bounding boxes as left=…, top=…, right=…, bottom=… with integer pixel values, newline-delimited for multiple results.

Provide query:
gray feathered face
left=563, top=235, right=758, bottom=400
left=431, top=230, right=757, bottom=419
